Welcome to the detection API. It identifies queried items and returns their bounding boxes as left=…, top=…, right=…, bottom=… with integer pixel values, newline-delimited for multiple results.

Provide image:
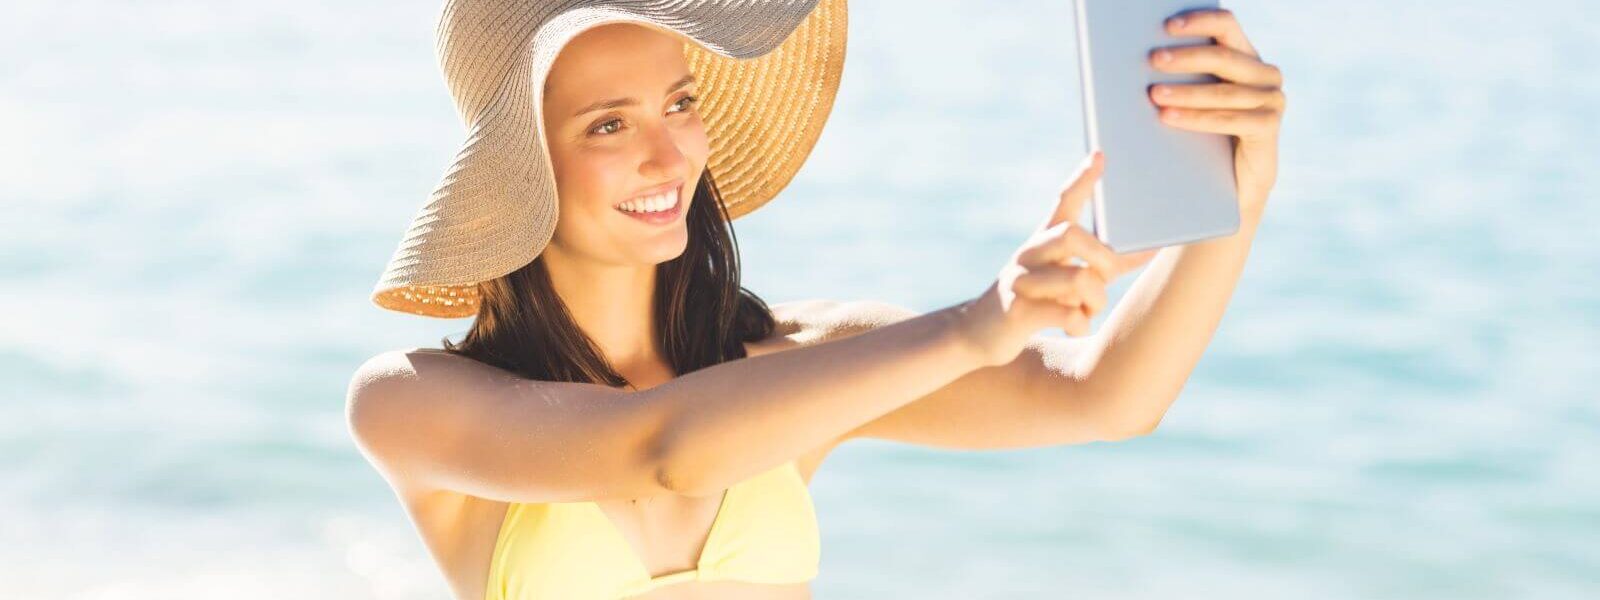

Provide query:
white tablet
left=1073, top=0, right=1240, bottom=253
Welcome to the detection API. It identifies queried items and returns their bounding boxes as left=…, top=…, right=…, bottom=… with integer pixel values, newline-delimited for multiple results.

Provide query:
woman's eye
left=670, top=94, right=699, bottom=114
left=591, top=119, right=622, bottom=136
left=588, top=95, right=698, bottom=137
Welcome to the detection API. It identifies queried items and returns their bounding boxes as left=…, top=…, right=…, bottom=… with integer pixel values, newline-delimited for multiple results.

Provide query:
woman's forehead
left=556, top=22, right=685, bottom=74
left=545, top=24, right=690, bottom=103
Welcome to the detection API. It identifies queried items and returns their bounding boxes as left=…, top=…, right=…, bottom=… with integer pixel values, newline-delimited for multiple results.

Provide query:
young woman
left=347, top=2, right=1285, bottom=599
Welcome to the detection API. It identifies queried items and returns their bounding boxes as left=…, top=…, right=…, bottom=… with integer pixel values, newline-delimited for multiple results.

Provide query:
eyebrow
left=571, top=74, right=697, bottom=119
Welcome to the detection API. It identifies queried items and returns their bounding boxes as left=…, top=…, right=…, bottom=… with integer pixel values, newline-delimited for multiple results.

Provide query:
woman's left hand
left=1147, top=8, right=1286, bottom=221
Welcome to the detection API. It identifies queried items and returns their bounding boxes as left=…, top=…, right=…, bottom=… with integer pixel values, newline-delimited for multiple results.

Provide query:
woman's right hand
left=956, top=151, right=1161, bottom=367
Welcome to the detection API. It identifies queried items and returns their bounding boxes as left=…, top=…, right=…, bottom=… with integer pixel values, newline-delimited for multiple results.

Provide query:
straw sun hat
left=370, top=0, right=848, bottom=318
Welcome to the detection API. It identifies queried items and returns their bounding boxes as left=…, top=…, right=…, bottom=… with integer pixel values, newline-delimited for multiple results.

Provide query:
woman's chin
left=631, top=233, right=690, bottom=265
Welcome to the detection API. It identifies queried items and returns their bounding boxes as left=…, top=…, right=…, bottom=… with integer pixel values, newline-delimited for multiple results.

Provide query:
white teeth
left=618, top=188, right=678, bottom=213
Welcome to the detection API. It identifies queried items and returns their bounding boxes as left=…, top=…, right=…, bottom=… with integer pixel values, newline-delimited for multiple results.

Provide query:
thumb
left=1044, top=151, right=1103, bottom=230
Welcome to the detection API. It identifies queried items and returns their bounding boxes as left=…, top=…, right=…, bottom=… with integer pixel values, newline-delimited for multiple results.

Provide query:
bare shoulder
left=766, top=298, right=831, bottom=337
left=349, top=347, right=432, bottom=415
left=344, top=348, right=501, bottom=476
left=352, top=346, right=480, bottom=379
left=349, top=347, right=512, bottom=401
left=346, top=346, right=518, bottom=418
left=767, top=298, right=920, bottom=347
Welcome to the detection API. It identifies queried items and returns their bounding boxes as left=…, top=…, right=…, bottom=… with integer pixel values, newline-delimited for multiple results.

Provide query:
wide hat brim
left=371, top=0, right=847, bottom=318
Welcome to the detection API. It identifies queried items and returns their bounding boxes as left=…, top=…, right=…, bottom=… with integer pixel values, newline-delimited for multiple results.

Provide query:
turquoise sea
left=4, top=0, right=1597, bottom=598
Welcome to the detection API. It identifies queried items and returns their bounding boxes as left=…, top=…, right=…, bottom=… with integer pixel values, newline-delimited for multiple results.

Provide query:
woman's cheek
left=562, top=151, right=626, bottom=212
left=684, top=119, right=711, bottom=163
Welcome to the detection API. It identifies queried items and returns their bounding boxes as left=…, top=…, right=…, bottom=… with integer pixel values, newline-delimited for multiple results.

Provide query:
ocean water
left=4, top=0, right=1598, bottom=598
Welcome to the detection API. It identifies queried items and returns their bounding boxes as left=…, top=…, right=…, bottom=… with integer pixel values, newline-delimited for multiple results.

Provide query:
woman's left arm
left=1055, top=7, right=1287, bottom=433
left=806, top=10, right=1285, bottom=451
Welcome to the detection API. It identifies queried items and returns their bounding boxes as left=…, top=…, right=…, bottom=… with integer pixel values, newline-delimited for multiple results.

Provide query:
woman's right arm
left=653, top=151, right=1156, bottom=496
left=647, top=301, right=982, bottom=496
left=347, top=150, right=1148, bottom=504
left=347, top=348, right=677, bottom=503
left=344, top=305, right=984, bottom=504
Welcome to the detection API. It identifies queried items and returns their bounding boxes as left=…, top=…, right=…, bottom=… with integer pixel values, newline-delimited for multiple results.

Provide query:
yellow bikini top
left=483, top=459, right=821, bottom=599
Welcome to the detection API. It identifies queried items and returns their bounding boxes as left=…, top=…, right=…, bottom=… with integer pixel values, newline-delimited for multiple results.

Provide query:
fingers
left=1157, top=107, right=1281, bottom=141
left=1011, top=263, right=1109, bottom=318
left=1150, top=43, right=1281, bottom=88
left=1008, top=246, right=1160, bottom=337
left=1148, top=82, right=1286, bottom=111
left=1018, top=222, right=1145, bottom=284
left=1044, top=151, right=1102, bottom=230
left=1150, top=8, right=1285, bottom=143
left=1041, top=299, right=1093, bottom=338
left=1165, top=8, right=1259, bottom=58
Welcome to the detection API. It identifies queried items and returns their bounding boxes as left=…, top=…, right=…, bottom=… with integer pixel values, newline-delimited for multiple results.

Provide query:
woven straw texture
left=372, top=0, right=847, bottom=318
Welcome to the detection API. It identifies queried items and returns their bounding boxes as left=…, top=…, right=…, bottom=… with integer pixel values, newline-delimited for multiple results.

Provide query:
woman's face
left=540, top=23, right=710, bottom=267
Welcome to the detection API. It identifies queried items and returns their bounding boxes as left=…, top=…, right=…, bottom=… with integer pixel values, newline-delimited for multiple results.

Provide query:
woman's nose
left=640, top=123, right=690, bottom=176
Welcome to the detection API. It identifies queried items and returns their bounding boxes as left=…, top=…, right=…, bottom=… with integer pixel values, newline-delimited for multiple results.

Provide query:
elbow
left=1097, top=418, right=1159, bottom=442
left=648, top=423, right=714, bottom=498
left=1054, top=376, right=1167, bottom=442
left=651, top=443, right=692, bottom=496
left=1094, top=399, right=1167, bottom=441
left=1113, top=415, right=1163, bottom=440
left=628, top=386, right=706, bottom=497
left=653, top=447, right=714, bottom=498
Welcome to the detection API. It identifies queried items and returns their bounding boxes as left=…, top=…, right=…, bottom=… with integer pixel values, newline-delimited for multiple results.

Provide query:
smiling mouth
left=614, top=184, right=682, bottom=214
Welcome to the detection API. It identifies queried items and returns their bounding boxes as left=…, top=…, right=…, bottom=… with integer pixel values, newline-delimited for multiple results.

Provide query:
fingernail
left=1153, top=85, right=1172, bottom=97
left=1170, top=16, right=1186, bottom=29
left=1155, top=49, right=1173, bottom=63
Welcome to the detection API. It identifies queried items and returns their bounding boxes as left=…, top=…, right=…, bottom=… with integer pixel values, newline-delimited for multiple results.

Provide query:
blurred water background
left=4, top=0, right=1598, bottom=598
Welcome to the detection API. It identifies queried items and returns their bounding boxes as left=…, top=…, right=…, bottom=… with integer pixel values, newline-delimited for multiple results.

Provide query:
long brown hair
left=440, top=168, right=777, bottom=388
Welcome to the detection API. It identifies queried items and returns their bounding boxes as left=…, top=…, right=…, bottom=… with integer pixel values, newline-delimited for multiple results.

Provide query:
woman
left=347, top=1, right=1286, bottom=599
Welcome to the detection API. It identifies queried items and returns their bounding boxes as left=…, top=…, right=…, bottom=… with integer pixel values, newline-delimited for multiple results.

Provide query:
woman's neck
left=543, top=250, right=662, bottom=370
